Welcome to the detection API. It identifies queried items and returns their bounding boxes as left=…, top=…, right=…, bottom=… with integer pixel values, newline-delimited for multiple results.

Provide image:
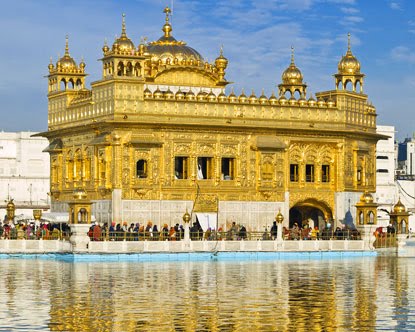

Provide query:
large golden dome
left=393, top=199, right=406, bottom=213
left=147, top=7, right=203, bottom=63
left=112, top=14, right=135, bottom=52
left=282, top=47, right=303, bottom=85
left=57, top=36, right=77, bottom=69
left=338, top=33, right=360, bottom=75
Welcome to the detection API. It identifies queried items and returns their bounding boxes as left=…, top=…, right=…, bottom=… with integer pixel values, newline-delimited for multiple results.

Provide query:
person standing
left=270, top=221, right=278, bottom=240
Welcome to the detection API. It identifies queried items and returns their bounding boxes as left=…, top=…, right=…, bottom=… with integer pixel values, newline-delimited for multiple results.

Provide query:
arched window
left=359, top=212, right=364, bottom=225
left=126, top=62, right=133, bottom=76
left=368, top=211, right=374, bottom=224
left=136, top=159, right=147, bottom=178
left=60, top=79, right=66, bottom=91
left=117, top=62, right=124, bottom=76
left=344, top=80, right=353, bottom=92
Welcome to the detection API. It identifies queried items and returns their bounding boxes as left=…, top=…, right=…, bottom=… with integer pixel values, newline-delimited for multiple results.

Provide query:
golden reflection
left=0, top=257, right=414, bottom=331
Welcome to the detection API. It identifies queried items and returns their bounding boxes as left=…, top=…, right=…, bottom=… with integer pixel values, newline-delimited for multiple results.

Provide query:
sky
left=0, top=0, right=414, bottom=140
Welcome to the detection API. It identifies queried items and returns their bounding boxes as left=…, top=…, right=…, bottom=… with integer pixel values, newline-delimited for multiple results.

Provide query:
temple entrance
left=289, top=199, right=333, bottom=230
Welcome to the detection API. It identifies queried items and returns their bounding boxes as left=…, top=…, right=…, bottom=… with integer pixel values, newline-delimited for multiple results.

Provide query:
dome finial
left=121, top=13, right=127, bottom=37
left=65, top=35, right=70, bottom=56
left=162, top=6, right=173, bottom=37
left=164, top=6, right=172, bottom=23
left=347, top=32, right=351, bottom=52
left=291, top=45, right=295, bottom=65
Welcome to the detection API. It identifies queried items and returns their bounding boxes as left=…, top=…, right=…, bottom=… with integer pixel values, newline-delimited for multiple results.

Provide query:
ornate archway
left=289, top=198, right=333, bottom=229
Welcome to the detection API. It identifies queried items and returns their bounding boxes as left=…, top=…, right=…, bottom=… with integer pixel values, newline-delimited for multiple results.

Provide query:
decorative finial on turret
left=121, top=13, right=127, bottom=37
left=162, top=7, right=173, bottom=38
left=220, top=44, right=224, bottom=56
left=164, top=6, right=171, bottom=23
left=65, top=35, right=70, bottom=56
left=291, top=46, right=295, bottom=65
left=347, top=32, right=351, bottom=52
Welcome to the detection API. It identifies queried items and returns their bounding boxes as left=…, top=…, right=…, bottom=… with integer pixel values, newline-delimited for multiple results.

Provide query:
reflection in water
left=0, top=256, right=414, bottom=331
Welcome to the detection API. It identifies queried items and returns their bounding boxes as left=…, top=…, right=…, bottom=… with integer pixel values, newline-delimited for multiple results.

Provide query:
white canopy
left=195, top=213, right=217, bottom=231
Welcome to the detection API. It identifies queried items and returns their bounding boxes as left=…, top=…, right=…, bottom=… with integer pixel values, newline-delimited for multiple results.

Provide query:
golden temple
left=40, top=7, right=385, bottom=230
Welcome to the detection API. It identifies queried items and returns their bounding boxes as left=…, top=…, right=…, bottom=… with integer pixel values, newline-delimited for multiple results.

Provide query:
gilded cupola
left=146, top=7, right=203, bottom=63
left=56, top=36, right=77, bottom=70
left=278, top=47, right=307, bottom=98
left=282, top=47, right=304, bottom=85
left=337, top=33, right=360, bottom=75
left=334, top=33, right=364, bottom=93
left=393, top=198, right=406, bottom=213
left=47, top=36, right=87, bottom=93
left=112, top=14, right=135, bottom=52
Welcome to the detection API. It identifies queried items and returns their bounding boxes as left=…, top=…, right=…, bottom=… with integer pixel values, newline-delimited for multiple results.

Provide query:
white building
left=375, top=125, right=397, bottom=226
left=0, top=132, right=50, bottom=219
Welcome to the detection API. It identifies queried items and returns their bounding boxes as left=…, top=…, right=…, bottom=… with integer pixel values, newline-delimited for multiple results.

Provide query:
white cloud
left=391, top=46, right=415, bottom=63
left=389, top=2, right=401, bottom=10
left=340, top=7, right=359, bottom=14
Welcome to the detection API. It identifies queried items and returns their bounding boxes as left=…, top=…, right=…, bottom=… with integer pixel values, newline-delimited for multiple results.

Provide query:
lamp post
left=276, top=209, right=284, bottom=242
left=183, top=208, right=191, bottom=243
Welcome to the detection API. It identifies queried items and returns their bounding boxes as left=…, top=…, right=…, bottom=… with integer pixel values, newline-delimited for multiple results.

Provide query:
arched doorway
left=289, top=199, right=333, bottom=229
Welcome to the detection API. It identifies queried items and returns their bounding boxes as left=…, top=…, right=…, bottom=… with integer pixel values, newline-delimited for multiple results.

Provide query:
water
left=0, top=255, right=414, bottom=331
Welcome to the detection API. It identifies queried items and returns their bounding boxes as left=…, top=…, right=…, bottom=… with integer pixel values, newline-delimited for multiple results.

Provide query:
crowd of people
left=0, top=218, right=362, bottom=242
left=282, top=222, right=361, bottom=241
left=0, top=220, right=70, bottom=240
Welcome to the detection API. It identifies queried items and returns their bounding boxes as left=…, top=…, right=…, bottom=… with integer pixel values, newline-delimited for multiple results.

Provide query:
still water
left=0, top=255, right=413, bottom=332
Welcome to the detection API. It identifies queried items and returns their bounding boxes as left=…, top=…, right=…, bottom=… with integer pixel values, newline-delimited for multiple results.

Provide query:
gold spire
left=163, top=6, right=172, bottom=37
left=65, top=35, right=70, bottom=56
left=121, top=13, right=127, bottom=37
left=291, top=45, right=295, bottom=65
left=347, top=32, right=351, bottom=52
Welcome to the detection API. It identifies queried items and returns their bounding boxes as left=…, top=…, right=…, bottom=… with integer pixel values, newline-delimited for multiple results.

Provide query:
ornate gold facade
left=40, top=8, right=385, bottom=228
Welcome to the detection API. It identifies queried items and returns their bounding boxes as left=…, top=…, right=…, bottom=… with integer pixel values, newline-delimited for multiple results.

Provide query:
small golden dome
left=228, top=89, right=237, bottom=103
left=207, top=90, right=217, bottom=102
left=218, top=90, right=227, bottom=102
left=147, top=7, right=203, bottom=64
left=165, top=87, right=174, bottom=99
left=299, top=95, right=307, bottom=106
left=360, top=191, right=374, bottom=204
left=48, top=58, right=54, bottom=71
left=279, top=94, right=287, bottom=106
left=393, top=199, right=406, bottom=213
left=308, top=95, right=316, bottom=107
left=317, top=97, right=326, bottom=107
left=282, top=47, right=303, bottom=85
left=112, top=14, right=135, bottom=52
left=289, top=96, right=297, bottom=105
left=239, top=89, right=248, bottom=103
left=153, top=86, right=163, bottom=99
left=259, top=90, right=268, bottom=105
left=102, top=39, right=110, bottom=54
left=143, top=87, right=152, bottom=99
left=57, top=36, right=77, bottom=69
left=186, top=89, right=196, bottom=101
left=269, top=92, right=278, bottom=105
left=197, top=90, right=207, bottom=101
left=249, top=90, right=258, bottom=104
left=338, top=33, right=361, bottom=75
left=175, top=88, right=185, bottom=100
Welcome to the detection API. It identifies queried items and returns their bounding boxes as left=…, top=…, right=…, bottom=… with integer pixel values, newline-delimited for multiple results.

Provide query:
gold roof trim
left=254, top=136, right=286, bottom=151
left=130, top=136, right=163, bottom=146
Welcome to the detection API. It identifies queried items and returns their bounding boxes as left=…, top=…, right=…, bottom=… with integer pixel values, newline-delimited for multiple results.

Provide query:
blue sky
left=1, top=0, right=414, bottom=140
